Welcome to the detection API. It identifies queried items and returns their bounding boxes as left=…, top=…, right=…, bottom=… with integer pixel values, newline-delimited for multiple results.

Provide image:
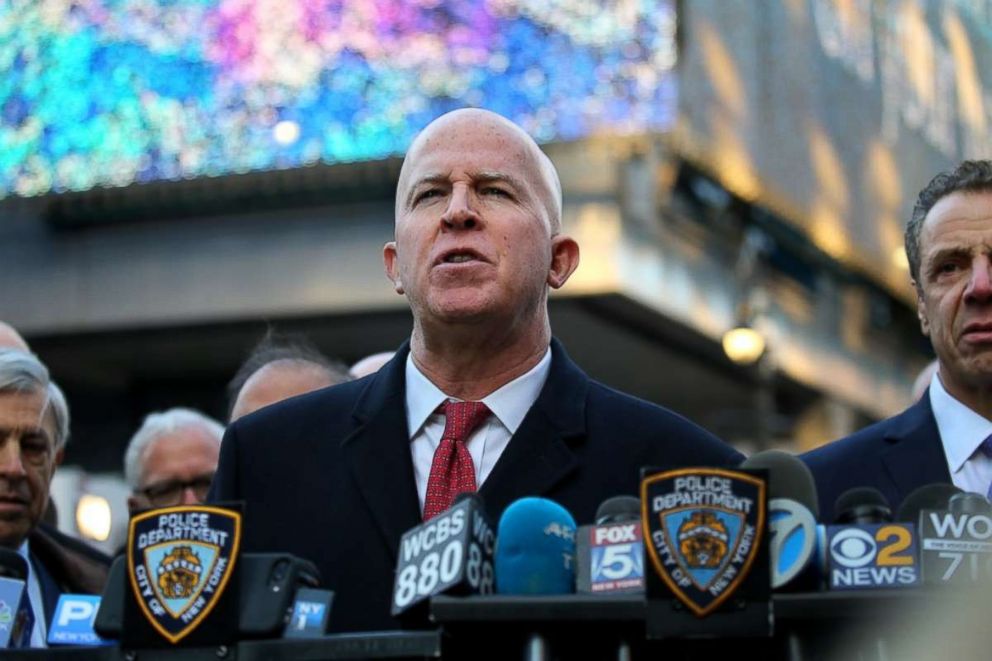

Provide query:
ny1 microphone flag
left=126, top=504, right=242, bottom=645
left=641, top=466, right=769, bottom=638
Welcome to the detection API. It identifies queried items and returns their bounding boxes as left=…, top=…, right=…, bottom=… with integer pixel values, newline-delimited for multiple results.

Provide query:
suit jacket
left=801, top=392, right=951, bottom=522
left=29, top=523, right=111, bottom=626
left=209, top=338, right=743, bottom=633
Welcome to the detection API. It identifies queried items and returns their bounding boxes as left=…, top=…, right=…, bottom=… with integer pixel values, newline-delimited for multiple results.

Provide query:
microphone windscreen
left=948, top=492, right=992, bottom=514
left=895, top=483, right=963, bottom=522
left=0, top=549, right=28, bottom=580
left=594, top=496, right=640, bottom=525
left=740, top=450, right=819, bottom=519
left=834, top=487, right=891, bottom=524
left=495, top=497, right=576, bottom=595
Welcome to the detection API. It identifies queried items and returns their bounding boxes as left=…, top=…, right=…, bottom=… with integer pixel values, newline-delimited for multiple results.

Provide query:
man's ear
left=383, top=241, right=404, bottom=295
left=914, top=281, right=930, bottom=337
left=54, top=446, right=64, bottom=468
left=547, top=235, right=580, bottom=289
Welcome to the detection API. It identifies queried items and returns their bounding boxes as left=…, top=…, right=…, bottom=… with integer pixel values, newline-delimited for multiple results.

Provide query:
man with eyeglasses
left=124, top=408, right=223, bottom=513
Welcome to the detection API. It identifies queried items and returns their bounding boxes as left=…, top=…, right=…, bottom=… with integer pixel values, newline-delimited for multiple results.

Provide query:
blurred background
left=1, top=0, right=988, bottom=552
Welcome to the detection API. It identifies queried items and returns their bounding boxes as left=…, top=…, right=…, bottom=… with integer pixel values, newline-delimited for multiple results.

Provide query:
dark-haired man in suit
left=804, top=160, right=992, bottom=520
left=209, top=108, right=742, bottom=632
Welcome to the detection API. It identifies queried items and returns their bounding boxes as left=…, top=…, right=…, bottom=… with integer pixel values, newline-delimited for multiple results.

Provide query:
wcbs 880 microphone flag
left=392, top=493, right=496, bottom=616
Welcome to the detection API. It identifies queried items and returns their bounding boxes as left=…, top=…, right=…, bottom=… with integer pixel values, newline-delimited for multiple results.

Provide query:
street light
left=722, top=324, right=766, bottom=365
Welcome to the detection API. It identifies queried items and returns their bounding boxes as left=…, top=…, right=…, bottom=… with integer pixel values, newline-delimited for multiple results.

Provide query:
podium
left=430, top=591, right=929, bottom=660
left=2, top=591, right=935, bottom=660
left=0, top=631, right=442, bottom=660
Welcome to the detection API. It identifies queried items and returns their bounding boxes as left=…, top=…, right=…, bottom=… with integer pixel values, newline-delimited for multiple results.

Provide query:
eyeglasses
left=138, top=474, right=215, bottom=507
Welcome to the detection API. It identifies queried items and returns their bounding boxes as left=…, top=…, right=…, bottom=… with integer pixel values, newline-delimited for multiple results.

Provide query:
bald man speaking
left=209, top=109, right=741, bottom=632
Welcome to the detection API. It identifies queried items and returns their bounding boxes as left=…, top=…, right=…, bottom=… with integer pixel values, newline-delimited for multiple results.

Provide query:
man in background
left=0, top=349, right=109, bottom=647
left=349, top=351, right=395, bottom=379
left=804, top=160, right=992, bottom=519
left=228, top=332, right=350, bottom=422
left=124, top=408, right=224, bottom=514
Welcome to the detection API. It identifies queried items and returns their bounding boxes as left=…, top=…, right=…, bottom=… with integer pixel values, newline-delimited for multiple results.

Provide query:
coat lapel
left=480, top=339, right=585, bottom=517
left=341, top=343, right=422, bottom=560
left=880, top=392, right=952, bottom=504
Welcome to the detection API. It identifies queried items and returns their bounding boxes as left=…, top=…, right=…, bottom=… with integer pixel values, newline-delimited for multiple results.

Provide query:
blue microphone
left=495, top=497, right=576, bottom=595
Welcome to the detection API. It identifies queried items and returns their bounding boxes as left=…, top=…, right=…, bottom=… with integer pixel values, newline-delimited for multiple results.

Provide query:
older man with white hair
left=124, top=408, right=224, bottom=514
left=0, top=348, right=110, bottom=647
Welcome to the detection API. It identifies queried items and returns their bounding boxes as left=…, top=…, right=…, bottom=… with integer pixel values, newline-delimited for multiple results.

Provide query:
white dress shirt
left=16, top=539, right=47, bottom=648
left=405, top=348, right=552, bottom=512
left=929, top=372, right=992, bottom=496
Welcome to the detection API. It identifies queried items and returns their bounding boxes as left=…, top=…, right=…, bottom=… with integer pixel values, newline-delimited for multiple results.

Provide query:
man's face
left=0, top=389, right=62, bottom=549
left=915, top=190, right=992, bottom=397
left=384, top=111, right=575, bottom=328
left=127, top=426, right=219, bottom=512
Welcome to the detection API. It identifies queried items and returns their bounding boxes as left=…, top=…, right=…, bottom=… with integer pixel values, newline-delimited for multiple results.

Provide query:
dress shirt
left=929, top=372, right=992, bottom=495
left=406, top=348, right=552, bottom=512
left=16, top=539, right=46, bottom=648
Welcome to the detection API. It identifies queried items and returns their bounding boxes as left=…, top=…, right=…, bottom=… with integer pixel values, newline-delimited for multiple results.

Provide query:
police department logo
left=641, top=468, right=765, bottom=617
left=128, top=506, right=241, bottom=643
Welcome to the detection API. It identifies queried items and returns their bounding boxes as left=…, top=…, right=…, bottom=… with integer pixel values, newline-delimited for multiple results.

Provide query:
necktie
left=423, top=401, right=491, bottom=521
left=980, top=435, right=992, bottom=501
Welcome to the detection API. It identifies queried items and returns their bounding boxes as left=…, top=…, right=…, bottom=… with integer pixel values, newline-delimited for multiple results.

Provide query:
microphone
left=741, top=450, right=819, bottom=589
left=495, top=497, right=576, bottom=595
left=576, top=496, right=644, bottom=594
left=0, top=548, right=33, bottom=648
left=918, top=489, right=992, bottom=585
left=834, top=487, right=892, bottom=524
left=948, top=492, right=992, bottom=514
left=595, top=496, right=641, bottom=524
left=824, top=488, right=919, bottom=590
left=895, top=483, right=963, bottom=523
left=391, top=493, right=496, bottom=616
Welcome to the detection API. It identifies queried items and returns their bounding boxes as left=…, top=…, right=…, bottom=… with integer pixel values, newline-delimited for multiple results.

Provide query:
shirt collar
left=16, top=538, right=30, bottom=573
left=929, top=371, right=992, bottom=473
left=404, top=348, right=552, bottom=438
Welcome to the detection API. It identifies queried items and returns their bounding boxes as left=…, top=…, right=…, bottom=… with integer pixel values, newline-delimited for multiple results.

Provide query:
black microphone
left=948, top=492, right=992, bottom=514
left=834, top=487, right=892, bottom=524
left=0, top=548, right=33, bottom=648
left=391, top=493, right=496, bottom=617
left=596, top=496, right=641, bottom=524
left=741, top=450, right=819, bottom=589
left=576, top=496, right=643, bottom=594
left=895, top=483, right=963, bottom=523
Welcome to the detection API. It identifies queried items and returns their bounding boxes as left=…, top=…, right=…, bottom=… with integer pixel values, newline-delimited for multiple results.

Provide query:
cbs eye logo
left=829, top=525, right=913, bottom=568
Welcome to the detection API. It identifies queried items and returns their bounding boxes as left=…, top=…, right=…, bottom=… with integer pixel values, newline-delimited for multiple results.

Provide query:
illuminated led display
left=0, top=0, right=677, bottom=198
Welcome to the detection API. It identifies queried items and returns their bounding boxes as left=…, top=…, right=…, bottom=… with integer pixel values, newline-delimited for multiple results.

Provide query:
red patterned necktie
left=422, top=400, right=491, bottom=521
